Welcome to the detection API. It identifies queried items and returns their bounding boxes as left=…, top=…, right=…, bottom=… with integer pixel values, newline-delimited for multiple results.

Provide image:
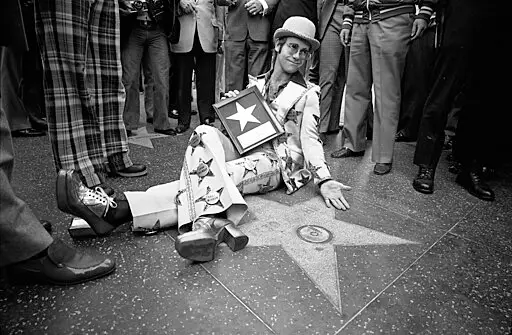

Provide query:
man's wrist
left=318, top=178, right=333, bottom=188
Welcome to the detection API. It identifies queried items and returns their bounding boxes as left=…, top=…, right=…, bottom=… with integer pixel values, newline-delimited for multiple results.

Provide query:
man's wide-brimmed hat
left=273, top=16, right=320, bottom=52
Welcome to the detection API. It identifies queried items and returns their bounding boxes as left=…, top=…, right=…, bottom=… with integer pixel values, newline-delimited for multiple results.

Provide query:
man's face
left=275, top=37, right=311, bottom=74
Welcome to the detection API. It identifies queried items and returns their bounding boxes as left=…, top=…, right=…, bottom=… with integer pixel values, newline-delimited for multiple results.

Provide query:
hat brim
left=274, top=28, right=320, bottom=52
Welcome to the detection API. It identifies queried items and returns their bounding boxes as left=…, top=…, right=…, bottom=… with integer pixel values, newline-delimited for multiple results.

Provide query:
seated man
left=55, top=17, right=351, bottom=263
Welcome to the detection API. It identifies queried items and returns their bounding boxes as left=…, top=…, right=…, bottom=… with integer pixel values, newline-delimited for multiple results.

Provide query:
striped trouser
left=35, top=0, right=132, bottom=187
left=125, top=125, right=283, bottom=233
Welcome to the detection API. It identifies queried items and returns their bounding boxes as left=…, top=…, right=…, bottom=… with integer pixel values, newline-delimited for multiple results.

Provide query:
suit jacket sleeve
left=299, top=86, right=332, bottom=185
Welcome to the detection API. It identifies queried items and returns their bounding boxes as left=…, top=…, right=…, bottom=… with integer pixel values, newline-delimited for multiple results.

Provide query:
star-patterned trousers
left=125, top=125, right=283, bottom=233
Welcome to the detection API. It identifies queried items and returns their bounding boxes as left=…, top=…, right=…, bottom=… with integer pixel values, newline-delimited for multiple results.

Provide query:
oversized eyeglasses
left=285, top=42, right=311, bottom=59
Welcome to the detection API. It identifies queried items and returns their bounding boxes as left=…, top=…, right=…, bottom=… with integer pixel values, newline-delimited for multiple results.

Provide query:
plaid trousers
left=35, top=0, right=132, bottom=187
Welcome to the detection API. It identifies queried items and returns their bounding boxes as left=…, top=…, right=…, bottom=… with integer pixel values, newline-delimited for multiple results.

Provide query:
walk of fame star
left=239, top=196, right=417, bottom=310
left=189, top=158, right=214, bottom=185
left=195, top=186, right=225, bottom=211
left=227, top=102, right=260, bottom=131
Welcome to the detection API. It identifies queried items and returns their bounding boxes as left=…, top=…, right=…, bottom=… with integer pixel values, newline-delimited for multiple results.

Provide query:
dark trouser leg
left=194, top=43, right=216, bottom=124
left=173, top=50, right=194, bottom=128
left=398, top=26, right=435, bottom=139
left=0, top=95, right=53, bottom=267
left=413, top=46, right=468, bottom=169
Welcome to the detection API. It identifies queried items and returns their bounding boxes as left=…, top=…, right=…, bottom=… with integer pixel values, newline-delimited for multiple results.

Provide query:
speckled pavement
left=1, top=96, right=511, bottom=334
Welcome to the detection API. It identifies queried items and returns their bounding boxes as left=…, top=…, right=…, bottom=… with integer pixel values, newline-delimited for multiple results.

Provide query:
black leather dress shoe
left=112, top=164, right=148, bottom=178
left=11, top=129, right=46, bottom=137
left=413, top=167, right=435, bottom=194
left=154, top=128, right=177, bottom=136
left=395, top=131, right=414, bottom=142
left=331, top=147, right=364, bottom=158
left=6, top=239, right=115, bottom=285
left=456, top=170, right=495, bottom=201
left=175, top=124, right=189, bottom=134
left=374, top=163, right=392, bottom=175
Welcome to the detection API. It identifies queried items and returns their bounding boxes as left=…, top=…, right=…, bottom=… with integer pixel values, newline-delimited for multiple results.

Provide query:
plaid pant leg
left=35, top=0, right=105, bottom=187
left=87, top=0, right=132, bottom=171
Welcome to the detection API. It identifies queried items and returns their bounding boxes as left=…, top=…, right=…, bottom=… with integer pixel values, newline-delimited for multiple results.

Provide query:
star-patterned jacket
left=249, top=71, right=332, bottom=194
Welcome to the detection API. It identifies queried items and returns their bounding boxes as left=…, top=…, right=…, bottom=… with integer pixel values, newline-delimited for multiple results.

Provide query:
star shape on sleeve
left=188, top=131, right=206, bottom=155
left=195, top=186, right=225, bottom=211
left=189, top=158, right=215, bottom=186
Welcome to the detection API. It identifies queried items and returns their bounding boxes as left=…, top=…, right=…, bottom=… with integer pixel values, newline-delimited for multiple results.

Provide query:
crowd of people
left=0, top=0, right=507, bottom=287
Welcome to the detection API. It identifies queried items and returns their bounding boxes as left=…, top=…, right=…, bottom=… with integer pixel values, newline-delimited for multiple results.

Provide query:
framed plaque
left=213, top=86, right=284, bottom=154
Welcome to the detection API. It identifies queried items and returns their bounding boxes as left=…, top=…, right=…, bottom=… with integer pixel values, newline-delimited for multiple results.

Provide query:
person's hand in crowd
left=245, top=0, right=264, bottom=15
left=411, top=18, right=428, bottom=40
left=221, top=90, right=240, bottom=100
left=340, top=28, right=351, bottom=47
left=119, top=0, right=136, bottom=16
left=320, top=180, right=351, bottom=210
left=180, top=0, right=196, bottom=14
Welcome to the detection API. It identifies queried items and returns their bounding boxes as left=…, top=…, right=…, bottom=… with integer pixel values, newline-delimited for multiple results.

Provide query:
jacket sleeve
left=299, top=86, right=332, bottom=185
left=341, top=1, right=354, bottom=30
left=216, top=0, right=233, bottom=6
left=416, top=0, right=438, bottom=22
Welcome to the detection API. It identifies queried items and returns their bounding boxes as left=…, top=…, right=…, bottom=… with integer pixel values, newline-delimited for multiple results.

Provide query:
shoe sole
left=412, top=183, right=434, bottom=194
left=6, top=262, right=116, bottom=286
left=115, top=170, right=148, bottom=178
left=374, top=168, right=392, bottom=175
left=175, top=232, right=217, bottom=262
left=56, top=170, right=115, bottom=236
left=331, top=150, right=364, bottom=159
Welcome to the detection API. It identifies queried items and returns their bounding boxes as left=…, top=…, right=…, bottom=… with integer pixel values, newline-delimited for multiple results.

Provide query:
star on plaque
left=189, top=158, right=214, bottom=186
left=227, top=102, right=260, bottom=132
left=195, top=186, right=225, bottom=211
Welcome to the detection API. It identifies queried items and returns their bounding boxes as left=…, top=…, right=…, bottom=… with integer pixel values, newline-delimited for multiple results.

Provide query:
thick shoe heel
left=56, top=170, right=70, bottom=213
left=175, top=231, right=217, bottom=262
left=221, top=224, right=249, bottom=252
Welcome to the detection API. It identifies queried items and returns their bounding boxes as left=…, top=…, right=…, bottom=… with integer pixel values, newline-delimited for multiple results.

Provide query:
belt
left=136, top=19, right=157, bottom=30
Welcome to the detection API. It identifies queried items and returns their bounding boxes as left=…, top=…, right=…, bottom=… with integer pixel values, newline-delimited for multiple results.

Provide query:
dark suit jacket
left=218, top=0, right=279, bottom=42
left=0, top=0, right=28, bottom=50
left=318, top=0, right=344, bottom=41
left=270, top=0, right=317, bottom=38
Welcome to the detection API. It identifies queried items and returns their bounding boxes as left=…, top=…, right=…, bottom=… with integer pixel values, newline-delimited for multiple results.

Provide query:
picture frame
left=213, top=86, right=284, bottom=155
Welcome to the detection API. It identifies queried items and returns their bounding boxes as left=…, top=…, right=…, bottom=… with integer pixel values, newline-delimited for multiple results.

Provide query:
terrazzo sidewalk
left=1, top=111, right=511, bottom=334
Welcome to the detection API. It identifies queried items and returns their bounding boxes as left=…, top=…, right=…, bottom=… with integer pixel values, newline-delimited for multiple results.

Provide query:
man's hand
left=245, top=0, right=264, bottom=15
left=119, top=0, right=136, bottom=16
left=411, top=18, right=427, bottom=41
left=340, top=28, right=351, bottom=47
left=180, top=0, right=195, bottom=14
left=320, top=180, right=351, bottom=210
left=221, top=90, right=240, bottom=100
